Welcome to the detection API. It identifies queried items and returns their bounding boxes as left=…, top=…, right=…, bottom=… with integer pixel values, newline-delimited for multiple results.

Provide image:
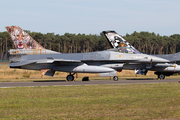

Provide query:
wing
left=9, top=58, right=81, bottom=68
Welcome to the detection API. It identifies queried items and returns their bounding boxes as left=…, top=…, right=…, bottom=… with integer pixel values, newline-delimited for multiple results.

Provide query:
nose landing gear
left=158, top=73, right=165, bottom=80
left=155, top=72, right=166, bottom=80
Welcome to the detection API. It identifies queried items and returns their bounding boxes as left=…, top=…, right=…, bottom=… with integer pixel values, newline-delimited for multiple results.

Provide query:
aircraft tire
left=66, top=75, right=74, bottom=81
left=113, top=76, right=118, bottom=81
left=158, top=74, right=165, bottom=80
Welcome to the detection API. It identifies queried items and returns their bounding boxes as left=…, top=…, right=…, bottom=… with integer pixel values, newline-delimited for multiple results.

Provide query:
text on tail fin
left=103, top=31, right=134, bottom=49
left=6, top=26, right=44, bottom=49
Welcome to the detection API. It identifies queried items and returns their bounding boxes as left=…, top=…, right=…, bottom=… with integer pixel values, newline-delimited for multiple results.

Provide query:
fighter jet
left=103, top=31, right=180, bottom=79
left=6, top=26, right=180, bottom=81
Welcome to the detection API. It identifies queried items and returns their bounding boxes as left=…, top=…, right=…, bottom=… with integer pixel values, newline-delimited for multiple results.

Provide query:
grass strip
left=0, top=83, right=180, bottom=119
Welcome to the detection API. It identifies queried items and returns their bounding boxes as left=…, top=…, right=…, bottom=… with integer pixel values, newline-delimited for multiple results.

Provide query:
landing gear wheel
left=158, top=74, right=165, bottom=80
left=66, top=75, right=74, bottom=81
left=113, top=76, right=118, bottom=81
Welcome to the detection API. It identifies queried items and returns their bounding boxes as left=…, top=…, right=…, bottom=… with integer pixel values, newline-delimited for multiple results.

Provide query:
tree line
left=0, top=30, right=180, bottom=59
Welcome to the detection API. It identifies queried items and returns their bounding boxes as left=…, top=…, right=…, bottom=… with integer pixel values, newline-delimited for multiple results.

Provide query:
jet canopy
left=109, top=47, right=141, bottom=54
left=118, top=47, right=141, bottom=54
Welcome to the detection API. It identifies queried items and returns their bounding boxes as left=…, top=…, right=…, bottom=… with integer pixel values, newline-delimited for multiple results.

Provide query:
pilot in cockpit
left=118, top=47, right=140, bottom=54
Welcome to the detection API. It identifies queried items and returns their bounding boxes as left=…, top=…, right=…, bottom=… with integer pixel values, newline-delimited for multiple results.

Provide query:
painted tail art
left=103, top=31, right=135, bottom=49
left=6, top=26, right=44, bottom=49
left=6, top=26, right=58, bottom=55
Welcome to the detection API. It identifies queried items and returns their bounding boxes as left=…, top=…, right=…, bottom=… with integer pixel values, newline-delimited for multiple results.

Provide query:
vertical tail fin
left=6, top=26, right=44, bottom=49
left=6, top=26, right=58, bottom=55
left=103, top=31, right=135, bottom=49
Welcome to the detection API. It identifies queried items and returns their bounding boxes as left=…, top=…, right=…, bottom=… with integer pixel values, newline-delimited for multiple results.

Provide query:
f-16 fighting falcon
left=6, top=26, right=180, bottom=81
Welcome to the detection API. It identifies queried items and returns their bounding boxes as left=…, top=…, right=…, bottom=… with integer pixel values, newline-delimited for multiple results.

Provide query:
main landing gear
left=66, top=73, right=75, bottom=81
left=155, top=72, right=175, bottom=80
left=113, top=76, right=118, bottom=81
left=158, top=73, right=165, bottom=80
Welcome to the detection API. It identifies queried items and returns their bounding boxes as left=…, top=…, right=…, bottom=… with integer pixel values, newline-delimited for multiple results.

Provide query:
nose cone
left=151, top=56, right=170, bottom=63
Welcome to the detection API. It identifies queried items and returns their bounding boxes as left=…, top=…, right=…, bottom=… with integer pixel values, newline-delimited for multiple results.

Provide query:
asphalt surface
left=0, top=79, right=180, bottom=88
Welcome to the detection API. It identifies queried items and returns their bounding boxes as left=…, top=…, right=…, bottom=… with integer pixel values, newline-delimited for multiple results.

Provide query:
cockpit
left=118, top=47, right=141, bottom=54
left=109, top=47, right=142, bottom=54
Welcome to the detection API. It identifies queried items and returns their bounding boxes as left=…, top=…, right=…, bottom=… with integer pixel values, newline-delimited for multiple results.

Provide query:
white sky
left=0, top=0, right=180, bottom=36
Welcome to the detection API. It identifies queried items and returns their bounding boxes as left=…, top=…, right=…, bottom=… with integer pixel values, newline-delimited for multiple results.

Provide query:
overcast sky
left=0, top=0, right=180, bottom=36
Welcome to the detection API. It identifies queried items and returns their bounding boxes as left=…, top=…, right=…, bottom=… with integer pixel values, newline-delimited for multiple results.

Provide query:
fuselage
left=10, top=47, right=175, bottom=73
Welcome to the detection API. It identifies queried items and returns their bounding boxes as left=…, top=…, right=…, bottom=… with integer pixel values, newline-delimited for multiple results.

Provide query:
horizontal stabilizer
left=9, top=60, right=36, bottom=68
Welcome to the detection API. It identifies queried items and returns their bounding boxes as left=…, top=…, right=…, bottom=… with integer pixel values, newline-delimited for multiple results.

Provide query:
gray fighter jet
left=6, top=26, right=180, bottom=81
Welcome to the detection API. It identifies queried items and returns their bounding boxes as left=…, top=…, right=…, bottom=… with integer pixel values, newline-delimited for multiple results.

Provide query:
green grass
left=0, top=83, right=180, bottom=119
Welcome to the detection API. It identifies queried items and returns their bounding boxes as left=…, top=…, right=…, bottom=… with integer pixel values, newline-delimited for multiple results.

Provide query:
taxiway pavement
left=0, top=79, right=180, bottom=88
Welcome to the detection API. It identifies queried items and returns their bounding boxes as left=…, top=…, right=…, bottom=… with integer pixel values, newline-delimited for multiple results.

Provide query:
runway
left=0, top=79, right=180, bottom=88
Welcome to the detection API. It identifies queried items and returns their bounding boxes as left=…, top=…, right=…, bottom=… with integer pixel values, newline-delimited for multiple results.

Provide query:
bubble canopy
left=109, top=47, right=142, bottom=54
left=118, top=47, right=141, bottom=54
